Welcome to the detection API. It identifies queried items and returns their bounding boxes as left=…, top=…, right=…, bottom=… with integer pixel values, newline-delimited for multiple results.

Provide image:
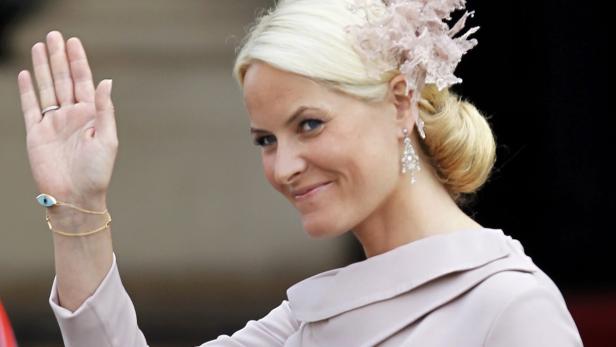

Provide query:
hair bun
left=418, top=84, right=496, bottom=205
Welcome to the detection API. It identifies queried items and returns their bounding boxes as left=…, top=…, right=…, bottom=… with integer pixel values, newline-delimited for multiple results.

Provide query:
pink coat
left=50, top=228, right=584, bottom=346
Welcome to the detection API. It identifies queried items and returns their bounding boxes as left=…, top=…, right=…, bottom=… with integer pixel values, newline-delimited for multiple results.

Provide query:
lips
left=292, top=181, right=332, bottom=200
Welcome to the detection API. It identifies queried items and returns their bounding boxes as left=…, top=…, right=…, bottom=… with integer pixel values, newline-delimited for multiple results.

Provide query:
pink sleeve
left=199, top=300, right=300, bottom=347
left=49, top=253, right=300, bottom=347
left=49, top=253, right=149, bottom=347
left=483, top=286, right=583, bottom=347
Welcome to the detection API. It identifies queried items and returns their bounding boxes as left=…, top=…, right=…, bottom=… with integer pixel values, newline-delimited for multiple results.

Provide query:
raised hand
left=17, top=31, right=117, bottom=207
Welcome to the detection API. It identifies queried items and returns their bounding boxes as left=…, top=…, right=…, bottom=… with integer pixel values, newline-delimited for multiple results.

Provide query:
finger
left=94, top=80, right=117, bottom=141
left=31, top=42, right=58, bottom=109
left=66, top=37, right=95, bottom=103
left=17, top=70, right=42, bottom=130
left=46, top=31, right=74, bottom=106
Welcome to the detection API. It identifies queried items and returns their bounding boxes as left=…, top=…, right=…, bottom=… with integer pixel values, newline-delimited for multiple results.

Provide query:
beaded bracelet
left=36, top=193, right=112, bottom=237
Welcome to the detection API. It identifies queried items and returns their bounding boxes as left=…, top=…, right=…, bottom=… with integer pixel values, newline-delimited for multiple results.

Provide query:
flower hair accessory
left=346, top=0, right=479, bottom=92
left=345, top=0, right=479, bottom=137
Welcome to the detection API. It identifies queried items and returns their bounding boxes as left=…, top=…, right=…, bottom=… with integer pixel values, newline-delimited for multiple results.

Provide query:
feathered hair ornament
left=346, top=0, right=479, bottom=93
left=345, top=0, right=479, bottom=139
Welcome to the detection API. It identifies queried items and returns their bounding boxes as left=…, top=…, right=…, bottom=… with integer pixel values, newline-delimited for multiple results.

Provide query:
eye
left=299, top=119, right=324, bottom=133
left=254, top=135, right=276, bottom=147
left=252, top=119, right=324, bottom=148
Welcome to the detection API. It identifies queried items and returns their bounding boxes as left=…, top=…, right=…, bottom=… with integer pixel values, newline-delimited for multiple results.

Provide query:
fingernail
left=109, top=79, right=113, bottom=93
left=47, top=30, right=60, bottom=39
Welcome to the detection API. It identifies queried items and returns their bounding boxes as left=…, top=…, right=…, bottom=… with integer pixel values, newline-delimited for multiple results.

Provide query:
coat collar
left=286, top=228, right=537, bottom=323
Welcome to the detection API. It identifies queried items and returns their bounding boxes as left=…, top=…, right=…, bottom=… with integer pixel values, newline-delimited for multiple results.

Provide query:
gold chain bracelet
left=46, top=211, right=112, bottom=237
left=36, top=193, right=112, bottom=237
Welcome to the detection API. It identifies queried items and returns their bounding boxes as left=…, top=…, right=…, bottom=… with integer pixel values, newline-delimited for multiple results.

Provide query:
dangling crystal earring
left=401, top=128, right=421, bottom=184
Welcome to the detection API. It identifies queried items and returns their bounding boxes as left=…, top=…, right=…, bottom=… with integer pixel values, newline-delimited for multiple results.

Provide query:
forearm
left=49, top=196, right=114, bottom=312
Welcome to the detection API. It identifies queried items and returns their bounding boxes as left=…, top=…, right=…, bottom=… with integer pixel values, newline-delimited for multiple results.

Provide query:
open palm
left=17, top=31, right=117, bottom=204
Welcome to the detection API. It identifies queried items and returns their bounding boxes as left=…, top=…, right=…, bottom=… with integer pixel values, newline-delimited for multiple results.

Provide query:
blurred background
left=0, top=0, right=612, bottom=346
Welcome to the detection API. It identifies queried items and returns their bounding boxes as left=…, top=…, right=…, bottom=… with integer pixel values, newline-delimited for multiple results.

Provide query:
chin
left=300, top=213, right=347, bottom=239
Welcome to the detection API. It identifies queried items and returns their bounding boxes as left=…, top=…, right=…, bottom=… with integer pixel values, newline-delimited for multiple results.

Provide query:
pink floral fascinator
left=345, top=0, right=479, bottom=138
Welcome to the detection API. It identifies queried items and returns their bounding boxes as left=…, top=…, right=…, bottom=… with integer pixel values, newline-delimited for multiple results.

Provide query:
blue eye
left=300, top=119, right=323, bottom=132
left=253, top=119, right=324, bottom=148
left=254, top=135, right=276, bottom=147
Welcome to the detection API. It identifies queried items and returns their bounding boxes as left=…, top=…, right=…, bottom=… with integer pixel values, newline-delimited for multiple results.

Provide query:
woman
left=17, top=0, right=583, bottom=346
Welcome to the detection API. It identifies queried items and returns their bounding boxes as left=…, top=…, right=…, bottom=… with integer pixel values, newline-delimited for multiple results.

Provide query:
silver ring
left=41, top=105, right=60, bottom=116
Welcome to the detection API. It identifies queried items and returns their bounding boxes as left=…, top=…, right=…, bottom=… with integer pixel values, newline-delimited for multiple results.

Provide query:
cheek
left=343, top=129, right=400, bottom=203
left=345, top=128, right=397, bottom=180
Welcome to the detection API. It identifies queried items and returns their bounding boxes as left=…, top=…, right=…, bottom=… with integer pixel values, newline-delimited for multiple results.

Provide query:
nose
left=274, top=141, right=306, bottom=187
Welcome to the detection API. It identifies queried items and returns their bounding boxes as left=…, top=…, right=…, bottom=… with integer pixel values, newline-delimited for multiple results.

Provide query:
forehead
left=243, top=62, right=330, bottom=118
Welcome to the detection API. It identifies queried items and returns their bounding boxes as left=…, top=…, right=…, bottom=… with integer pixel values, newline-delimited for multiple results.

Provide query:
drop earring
left=401, top=128, right=421, bottom=184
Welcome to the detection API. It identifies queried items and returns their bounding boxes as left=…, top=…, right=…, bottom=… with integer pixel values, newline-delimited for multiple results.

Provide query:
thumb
left=94, top=79, right=117, bottom=141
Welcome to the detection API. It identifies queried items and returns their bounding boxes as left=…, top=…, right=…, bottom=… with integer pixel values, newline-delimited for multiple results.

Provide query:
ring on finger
left=41, top=105, right=60, bottom=116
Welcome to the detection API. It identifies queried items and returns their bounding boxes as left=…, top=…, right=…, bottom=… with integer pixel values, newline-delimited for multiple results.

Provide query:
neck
left=351, top=163, right=483, bottom=258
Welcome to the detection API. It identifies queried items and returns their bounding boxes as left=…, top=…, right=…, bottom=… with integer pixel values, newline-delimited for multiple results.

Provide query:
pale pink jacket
left=49, top=228, right=584, bottom=346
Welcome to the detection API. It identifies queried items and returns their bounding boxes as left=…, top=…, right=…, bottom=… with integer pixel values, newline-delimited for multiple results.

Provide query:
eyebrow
left=249, top=106, right=320, bottom=134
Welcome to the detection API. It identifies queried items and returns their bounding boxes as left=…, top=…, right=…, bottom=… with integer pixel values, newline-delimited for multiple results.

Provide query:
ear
left=388, top=74, right=414, bottom=139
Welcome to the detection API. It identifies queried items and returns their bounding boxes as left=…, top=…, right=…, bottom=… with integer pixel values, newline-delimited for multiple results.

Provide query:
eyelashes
left=300, top=119, right=323, bottom=133
left=254, top=134, right=275, bottom=147
left=253, top=118, right=324, bottom=147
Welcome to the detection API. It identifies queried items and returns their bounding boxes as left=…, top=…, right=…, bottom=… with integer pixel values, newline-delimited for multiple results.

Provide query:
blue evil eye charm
left=36, top=194, right=57, bottom=207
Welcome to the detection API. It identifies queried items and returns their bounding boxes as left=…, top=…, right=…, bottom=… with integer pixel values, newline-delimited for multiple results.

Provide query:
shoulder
left=474, top=270, right=583, bottom=347
left=474, top=267, right=558, bottom=305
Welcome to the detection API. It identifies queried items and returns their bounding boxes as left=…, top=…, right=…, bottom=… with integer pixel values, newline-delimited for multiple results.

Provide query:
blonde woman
left=17, top=0, right=582, bottom=346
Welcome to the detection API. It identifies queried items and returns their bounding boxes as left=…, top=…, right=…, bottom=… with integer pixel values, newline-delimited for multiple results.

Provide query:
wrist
left=35, top=191, right=110, bottom=236
left=42, top=193, right=107, bottom=213
left=45, top=203, right=110, bottom=237
left=44, top=194, right=108, bottom=221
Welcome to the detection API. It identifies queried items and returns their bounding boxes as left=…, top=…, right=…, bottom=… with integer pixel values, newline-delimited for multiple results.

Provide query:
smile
left=293, top=181, right=333, bottom=201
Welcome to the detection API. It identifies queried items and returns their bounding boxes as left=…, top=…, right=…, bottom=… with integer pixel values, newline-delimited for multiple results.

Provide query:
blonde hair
left=232, top=0, right=496, bottom=206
